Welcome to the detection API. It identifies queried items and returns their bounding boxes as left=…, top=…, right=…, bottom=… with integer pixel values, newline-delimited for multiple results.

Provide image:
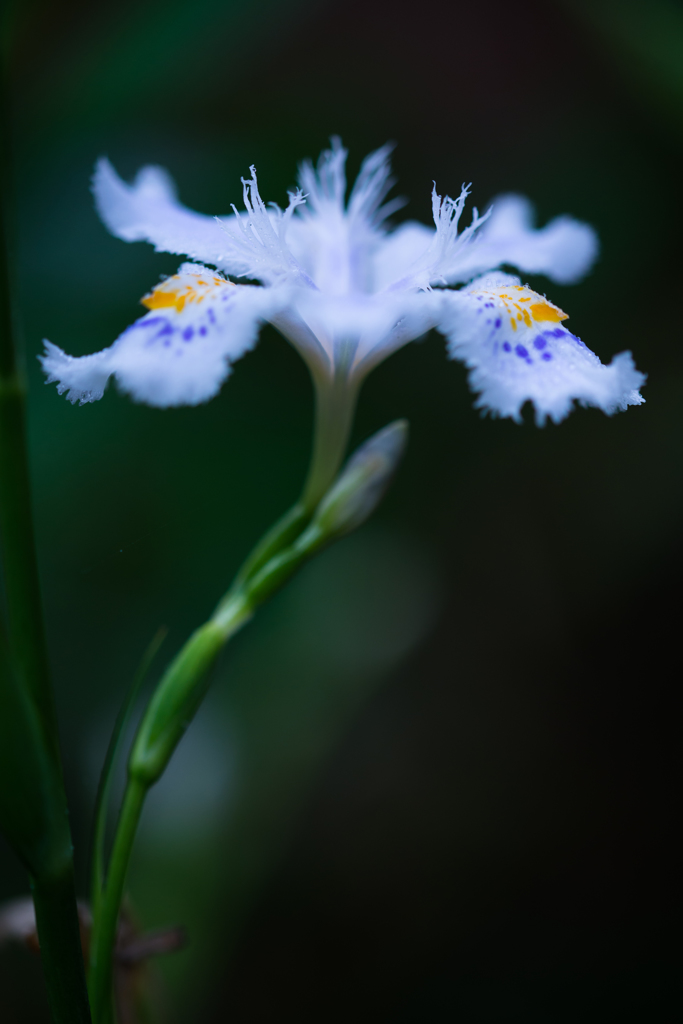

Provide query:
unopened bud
left=129, top=619, right=235, bottom=786
left=242, top=421, right=408, bottom=609
left=312, top=419, right=409, bottom=538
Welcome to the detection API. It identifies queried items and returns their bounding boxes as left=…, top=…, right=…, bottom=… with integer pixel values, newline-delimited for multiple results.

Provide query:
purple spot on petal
left=182, top=327, right=194, bottom=341
left=503, top=342, right=511, bottom=352
left=515, top=344, right=529, bottom=358
left=140, top=317, right=173, bottom=337
left=533, top=336, right=547, bottom=350
left=199, top=326, right=207, bottom=336
left=494, top=317, right=501, bottom=328
left=542, top=352, right=552, bottom=361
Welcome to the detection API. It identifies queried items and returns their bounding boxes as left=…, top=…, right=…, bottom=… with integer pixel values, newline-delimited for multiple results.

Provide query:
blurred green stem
left=234, top=367, right=359, bottom=591
left=89, top=628, right=167, bottom=925
left=0, top=383, right=57, bottom=749
left=31, top=872, right=92, bottom=1024
left=87, top=777, right=146, bottom=1024
left=88, top=360, right=362, bottom=1022
left=0, top=64, right=91, bottom=1024
left=0, top=88, right=57, bottom=767
left=87, top=605, right=250, bottom=1024
left=301, top=367, right=360, bottom=513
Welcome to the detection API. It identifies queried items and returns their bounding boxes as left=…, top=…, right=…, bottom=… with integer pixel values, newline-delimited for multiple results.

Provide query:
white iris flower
left=41, top=139, right=645, bottom=458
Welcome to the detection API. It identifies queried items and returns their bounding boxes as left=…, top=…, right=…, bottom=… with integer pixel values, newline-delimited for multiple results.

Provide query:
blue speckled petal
left=41, top=264, right=284, bottom=407
left=438, top=273, right=645, bottom=425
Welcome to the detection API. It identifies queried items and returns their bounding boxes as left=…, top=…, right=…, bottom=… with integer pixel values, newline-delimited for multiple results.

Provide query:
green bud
left=312, top=419, right=409, bottom=538
left=129, top=422, right=407, bottom=791
left=128, top=613, right=246, bottom=787
left=242, top=420, right=409, bottom=609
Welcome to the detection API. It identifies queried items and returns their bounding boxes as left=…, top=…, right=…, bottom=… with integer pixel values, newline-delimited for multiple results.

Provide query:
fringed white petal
left=40, top=342, right=113, bottom=405
left=447, top=195, right=599, bottom=285
left=92, top=158, right=249, bottom=272
left=297, top=137, right=399, bottom=230
left=226, top=167, right=312, bottom=286
left=346, top=142, right=402, bottom=229
left=438, top=274, right=645, bottom=424
left=41, top=265, right=282, bottom=408
left=382, top=184, right=490, bottom=291
left=378, top=191, right=597, bottom=291
left=80, top=145, right=638, bottom=424
left=93, top=159, right=310, bottom=285
left=297, top=137, right=349, bottom=215
left=289, top=138, right=404, bottom=295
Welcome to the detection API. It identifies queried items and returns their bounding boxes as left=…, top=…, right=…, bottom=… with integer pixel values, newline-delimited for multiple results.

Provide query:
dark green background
left=1, top=0, right=679, bottom=1020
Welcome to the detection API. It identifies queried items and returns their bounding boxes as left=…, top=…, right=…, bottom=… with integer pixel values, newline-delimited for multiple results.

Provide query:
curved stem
left=87, top=777, right=146, bottom=1024
left=89, top=628, right=166, bottom=924
left=301, top=370, right=360, bottom=513
left=87, top=603, right=249, bottom=1021
left=229, top=501, right=309, bottom=594
left=87, top=347, right=362, bottom=1021
left=231, top=369, right=359, bottom=591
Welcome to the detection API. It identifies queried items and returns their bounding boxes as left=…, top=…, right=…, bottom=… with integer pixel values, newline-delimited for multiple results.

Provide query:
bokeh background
left=1, top=0, right=680, bottom=1020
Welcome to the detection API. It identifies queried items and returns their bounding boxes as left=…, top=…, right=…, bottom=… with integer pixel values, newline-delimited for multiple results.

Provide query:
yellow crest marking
left=470, top=283, right=568, bottom=328
left=141, top=274, right=232, bottom=313
left=529, top=302, right=567, bottom=323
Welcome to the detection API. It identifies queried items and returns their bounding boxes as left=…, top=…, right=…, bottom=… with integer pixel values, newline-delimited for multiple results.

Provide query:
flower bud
left=128, top=422, right=408, bottom=790
left=312, top=419, right=409, bottom=538
left=242, top=421, right=408, bottom=609
left=128, top=615, right=245, bottom=787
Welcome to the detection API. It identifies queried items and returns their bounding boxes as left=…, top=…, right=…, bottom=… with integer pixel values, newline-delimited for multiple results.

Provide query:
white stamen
left=216, top=167, right=313, bottom=286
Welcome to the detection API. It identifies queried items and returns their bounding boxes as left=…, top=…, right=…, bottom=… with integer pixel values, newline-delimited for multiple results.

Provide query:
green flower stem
left=0, top=384, right=57, bottom=754
left=87, top=603, right=250, bottom=1024
left=0, top=59, right=57, bottom=782
left=87, top=363, right=366, bottom=1022
left=89, top=628, right=167, bottom=925
left=87, top=777, right=146, bottom=1024
left=0, top=157, right=57, bottom=767
left=230, top=501, right=309, bottom=592
left=88, top=513, right=331, bottom=1020
left=301, top=368, right=360, bottom=514
left=0, top=385, right=92, bottom=1024
left=1, top=628, right=90, bottom=1024
left=233, top=369, right=360, bottom=592
left=1, top=63, right=91, bottom=1024
left=128, top=614, right=248, bottom=787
